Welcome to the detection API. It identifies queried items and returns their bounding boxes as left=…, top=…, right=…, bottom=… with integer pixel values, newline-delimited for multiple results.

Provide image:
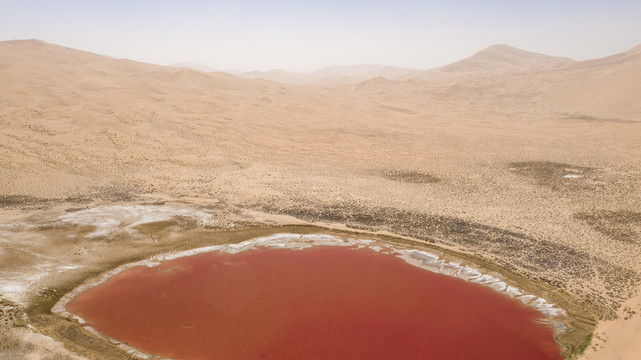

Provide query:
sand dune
left=532, top=43, right=641, bottom=119
left=435, top=44, right=574, bottom=74
left=1, top=39, right=640, bottom=359
left=373, top=43, right=641, bottom=120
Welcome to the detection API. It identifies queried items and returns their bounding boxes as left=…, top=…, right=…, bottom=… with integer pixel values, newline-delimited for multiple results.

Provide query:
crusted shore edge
left=52, top=232, right=569, bottom=359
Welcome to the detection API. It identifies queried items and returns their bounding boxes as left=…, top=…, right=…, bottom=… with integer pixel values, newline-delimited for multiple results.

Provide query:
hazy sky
left=2, top=0, right=641, bottom=72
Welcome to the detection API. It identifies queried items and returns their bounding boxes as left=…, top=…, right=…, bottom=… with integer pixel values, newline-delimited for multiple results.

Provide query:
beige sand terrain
left=1, top=39, right=640, bottom=359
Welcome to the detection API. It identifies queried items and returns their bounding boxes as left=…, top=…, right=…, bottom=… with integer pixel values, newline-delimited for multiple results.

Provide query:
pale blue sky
left=1, top=0, right=640, bottom=72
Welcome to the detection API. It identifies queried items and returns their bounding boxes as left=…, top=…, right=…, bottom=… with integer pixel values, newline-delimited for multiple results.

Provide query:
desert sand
left=1, top=39, right=640, bottom=359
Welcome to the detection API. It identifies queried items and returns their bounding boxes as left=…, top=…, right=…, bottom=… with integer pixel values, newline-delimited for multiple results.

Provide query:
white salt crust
left=0, top=204, right=221, bottom=304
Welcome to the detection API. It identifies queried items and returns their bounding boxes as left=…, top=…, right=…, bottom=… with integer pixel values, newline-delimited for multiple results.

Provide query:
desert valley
left=1, top=38, right=640, bottom=359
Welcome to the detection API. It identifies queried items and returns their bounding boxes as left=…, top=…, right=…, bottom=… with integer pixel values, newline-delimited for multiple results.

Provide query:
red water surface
left=67, top=246, right=562, bottom=360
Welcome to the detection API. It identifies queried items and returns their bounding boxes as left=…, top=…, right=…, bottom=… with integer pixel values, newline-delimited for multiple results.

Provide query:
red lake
left=67, top=245, right=562, bottom=359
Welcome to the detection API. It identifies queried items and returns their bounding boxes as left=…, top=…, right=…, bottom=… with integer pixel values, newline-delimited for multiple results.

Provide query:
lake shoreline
left=59, top=234, right=566, bottom=359
left=1, top=201, right=600, bottom=359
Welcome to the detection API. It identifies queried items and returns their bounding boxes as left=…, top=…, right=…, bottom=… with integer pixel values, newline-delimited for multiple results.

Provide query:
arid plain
left=1, top=39, right=640, bottom=359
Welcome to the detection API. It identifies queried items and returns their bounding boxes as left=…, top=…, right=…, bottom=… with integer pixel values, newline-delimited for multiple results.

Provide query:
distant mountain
left=408, top=44, right=575, bottom=82
left=398, top=43, right=641, bottom=120
left=0, top=39, right=269, bottom=99
left=0, top=39, right=109, bottom=66
left=436, top=44, right=575, bottom=73
left=237, top=64, right=422, bottom=85
left=311, top=65, right=422, bottom=82
left=2, top=39, right=639, bottom=121
left=237, top=69, right=312, bottom=85
left=169, top=62, right=242, bottom=74
left=169, top=62, right=218, bottom=72
left=527, top=42, right=641, bottom=119
left=628, top=42, right=641, bottom=55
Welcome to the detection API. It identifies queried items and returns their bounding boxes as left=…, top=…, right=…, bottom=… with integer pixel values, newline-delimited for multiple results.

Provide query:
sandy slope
left=583, top=290, right=641, bottom=359
left=1, top=39, right=640, bottom=359
left=404, top=43, right=641, bottom=120
left=440, top=44, right=575, bottom=73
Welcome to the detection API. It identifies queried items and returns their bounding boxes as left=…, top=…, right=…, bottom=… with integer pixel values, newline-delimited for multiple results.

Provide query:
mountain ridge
left=434, top=43, right=575, bottom=74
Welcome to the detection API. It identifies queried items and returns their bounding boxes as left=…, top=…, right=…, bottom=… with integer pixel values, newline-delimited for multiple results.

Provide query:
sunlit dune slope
left=394, top=43, right=641, bottom=120
left=435, top=44, right=575, bottom=74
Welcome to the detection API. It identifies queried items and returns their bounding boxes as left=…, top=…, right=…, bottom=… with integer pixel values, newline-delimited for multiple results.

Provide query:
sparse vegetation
left=379, top=170, right=441, bottom=184
left=0, top=300, right=27, bottom=328
left=256, top=199, right=639, bottom=321
left=135, top=220, right=179, bottom=242
left=509, top=161, right=593, bottom=190
left=575, top=211, right=641, bottom=243
left=0, top=195, right=51, bottom=210
left=0, top=324, right=21, bottom=351
left=0, top=186, right=138, bottom=210
left=570, top=332, right=593, bottom=358
left=43, top=356, right=75, bottom=360
left=561, top=113, right=634, bottom=123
